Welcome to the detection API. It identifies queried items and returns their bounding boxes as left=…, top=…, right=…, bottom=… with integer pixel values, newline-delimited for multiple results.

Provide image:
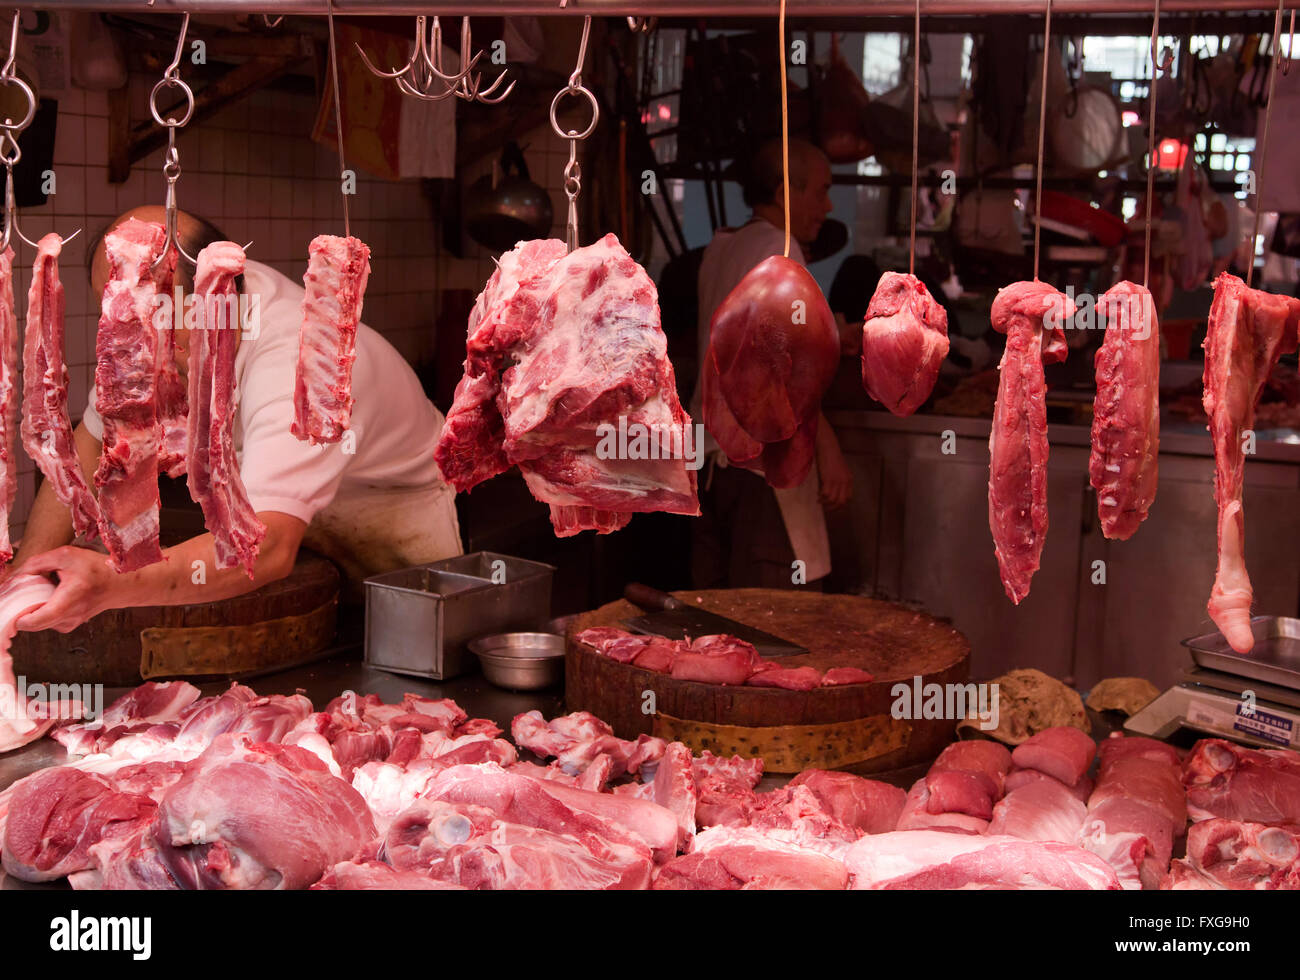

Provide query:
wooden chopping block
left=566, top=588, right=970, bottom=775
left=10, top=551, right=341, bottom=686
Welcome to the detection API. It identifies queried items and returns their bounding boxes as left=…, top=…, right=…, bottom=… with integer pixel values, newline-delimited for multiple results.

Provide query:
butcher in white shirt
left=12, top=206, right=461, bottom=631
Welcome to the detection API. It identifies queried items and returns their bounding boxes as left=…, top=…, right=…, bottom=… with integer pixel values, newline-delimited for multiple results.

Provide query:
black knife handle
left=624, top=582, right=684, bottom=612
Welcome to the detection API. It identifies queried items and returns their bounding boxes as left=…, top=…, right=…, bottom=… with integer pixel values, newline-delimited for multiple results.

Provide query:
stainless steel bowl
left=468, top=632, right=565, bottom=691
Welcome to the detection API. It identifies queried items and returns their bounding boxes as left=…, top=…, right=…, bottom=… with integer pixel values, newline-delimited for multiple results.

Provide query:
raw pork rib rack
left=293, top=235, right=371, bottom=445
left=21, top=234, right=102, bottom=540
left=0, top=246, right=16, bottom=563
left=186, top=242, right=266, bottom=576
left=92, top=218, right=173, bottom=571
left=435, top=234, right=699, bottom=536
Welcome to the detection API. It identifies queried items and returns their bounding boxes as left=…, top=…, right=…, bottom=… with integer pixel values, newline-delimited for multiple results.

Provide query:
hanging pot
left=465, top=141, right=554, bottom=253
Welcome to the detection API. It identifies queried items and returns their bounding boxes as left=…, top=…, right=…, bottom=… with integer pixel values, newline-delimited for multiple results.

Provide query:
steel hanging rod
left=13, top=1, right=1300, bottom=16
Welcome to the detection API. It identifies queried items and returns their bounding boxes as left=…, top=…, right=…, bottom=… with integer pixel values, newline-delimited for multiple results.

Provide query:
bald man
left=690, top=138, right=851, bottom=591
left=12, top=206, right=461, bottom=632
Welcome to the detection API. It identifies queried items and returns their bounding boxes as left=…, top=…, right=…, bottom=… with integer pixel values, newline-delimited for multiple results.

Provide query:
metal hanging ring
left=550, top=85, right=599, bottom=143
left=0, top=74, right=36, bottom=134
left=149, top=75, right=195, bottom=129
left=0, top=130, right=20, bottom=166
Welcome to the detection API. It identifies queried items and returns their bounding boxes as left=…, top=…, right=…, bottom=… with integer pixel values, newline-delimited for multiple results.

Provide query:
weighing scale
left=1126, top=617, right=1300, bottom=751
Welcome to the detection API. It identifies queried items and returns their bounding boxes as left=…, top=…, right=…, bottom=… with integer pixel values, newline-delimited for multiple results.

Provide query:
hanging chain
left=149, top=12, right=197, bottom=268
left=549, top=15, right=598, bottom=253
left=1247, top=0, right=1287, bottom=289
left=1144, top=0, right=1173, bottom=291
left=1032, top=0, right=1053, bottom=282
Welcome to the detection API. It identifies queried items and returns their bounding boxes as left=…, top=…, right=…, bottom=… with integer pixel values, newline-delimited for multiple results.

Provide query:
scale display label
left=1234, top=704, right=1295, bottom=747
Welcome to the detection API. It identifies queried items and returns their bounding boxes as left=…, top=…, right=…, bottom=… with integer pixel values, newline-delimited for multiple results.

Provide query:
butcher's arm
left=815, top=412, right=853, bottom=508
left=16, top=512, right=307, bottom=633
left=10, top=420, right=102, bottom=569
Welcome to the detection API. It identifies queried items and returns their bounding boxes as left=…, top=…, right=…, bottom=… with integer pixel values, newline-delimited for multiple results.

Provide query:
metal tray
left=1181, top=616, right=1300, bottom=692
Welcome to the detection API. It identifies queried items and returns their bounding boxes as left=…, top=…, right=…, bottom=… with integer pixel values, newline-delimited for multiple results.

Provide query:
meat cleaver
left=621, top=583, right=807, bottom=658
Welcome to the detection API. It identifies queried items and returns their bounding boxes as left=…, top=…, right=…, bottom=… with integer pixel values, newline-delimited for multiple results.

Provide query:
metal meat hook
left=0, top=11, right=78, bottom=250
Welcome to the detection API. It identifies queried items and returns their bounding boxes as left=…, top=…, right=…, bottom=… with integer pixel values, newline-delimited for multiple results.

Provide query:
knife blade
left=622, top=583, right=807, bottom=658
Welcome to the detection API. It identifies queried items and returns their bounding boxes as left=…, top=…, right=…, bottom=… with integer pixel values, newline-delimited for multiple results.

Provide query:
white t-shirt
left=83, top=259, right=447, bottom=526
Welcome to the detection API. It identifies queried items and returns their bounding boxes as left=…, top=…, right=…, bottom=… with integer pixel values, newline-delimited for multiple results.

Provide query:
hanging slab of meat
left=704, top=255, right=839, bottom=488
left=1202, top=273, right=1300, bottom=652
left=844, top=830, right=1120, bottom=889
left=988, top=280, right=1075, bottom=604
left=93, top=218, right=170, bottom=572
left=1183, top=738, right=1300, bottom=825
left=435, top=234, right=699, bottom=535
left=186, top=242, right=266, bottom=576
left=860, top=271, right=950, bottom=416
left=1090, top=281, right=1160, bottom=539
left=0, top=574, right=83, bottom=754
left=0, top=246, right=15, bottom=563
left=292, top=235, right=371, bottom=445
left=21, top=234, right=101, bottom=539
left=155, top=250, right=187, bottom=479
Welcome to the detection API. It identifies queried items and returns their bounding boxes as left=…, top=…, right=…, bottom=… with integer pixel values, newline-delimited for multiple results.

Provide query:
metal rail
left=15, top=0, right=1300, bottom=16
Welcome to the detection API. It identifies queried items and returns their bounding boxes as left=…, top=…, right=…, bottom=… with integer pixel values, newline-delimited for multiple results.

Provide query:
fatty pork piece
left=435, top=234, right=699, bottom=536
left=1, top=768, right=157, bottom=883
left=52, top=680, right=201, bottom=756
left=1203, top=274, right=1300, bottom=652
left=511, top=709, right=666, bottom=777
left=844, top=830, right=1121, bottom=890
left=896, top=779, right=990, bottom=834
left=293, top=234, right=371, bottom=444
left=99, top=735, right=375, bottom=890
left=93, top=218, right=172, bottom=572
left=925, top=739, right=1014, bottom=818
left=1, top=574, right=83, bottom=754
left=1166, top=818, right=1300, bottom=890
left=988, top=780, right=1087, bottom=843
left=1010, top=725, right=1096, bottom=786
left=0, top=245, right=17, bottom=562
left=787, top=770, right=907, bottom=835
left=22, top=233, right=101, bottom=538
left=313, top=860, right=466, bottom=890
left=1183, top=738, right=1300, bottom=825
left=1003, top=767, right=1093, bottom=804
left=987, top=280, right=1074, bottom=604
left=654, top=826, right=849, bottom=890
left=861, top=271, right=951, bottom=416
left=1090, top=281, right=1160, bottom=539
left=1078, top=743, right=1186, bottom=890
left=383, top=799, right=650, bottom=890
left=423, top=762, right=676, bottom=863
left=704, top=255, right=840, bottom=489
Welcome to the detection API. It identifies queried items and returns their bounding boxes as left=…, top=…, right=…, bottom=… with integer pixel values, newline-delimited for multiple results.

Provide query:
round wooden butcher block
left=566, top=589, right=970, bottom=775
left=10, top=551, right=341, bottom=686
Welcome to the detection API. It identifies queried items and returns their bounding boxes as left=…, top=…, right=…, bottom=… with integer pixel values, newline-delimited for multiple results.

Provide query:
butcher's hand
left=14, top=547, right=112, bottom=633
left=815, top=414, right=853, bottom=510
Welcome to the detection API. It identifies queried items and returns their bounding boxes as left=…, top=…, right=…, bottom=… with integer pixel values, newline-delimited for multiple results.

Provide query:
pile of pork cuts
left=4, top=673, right=1297, bottom=889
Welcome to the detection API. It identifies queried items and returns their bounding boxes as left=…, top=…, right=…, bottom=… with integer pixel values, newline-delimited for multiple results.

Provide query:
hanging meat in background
left=93, top=218, right=171, bottom=572
left=988, top=279, right=1074, bottom=604
left=703, top=255, right=839, bottom=489
left=0, top=246, right=17, bottom=563
left=860, top=271, right=950, bottom=416
left=186, top=242, right=266, bottom=577
left=293, top=235, right=371, bottom=445
left=1090, top=281, right=1160, bottom=540
left=1202, top=273, right=1300, bottom=653
left=435, top=234, right=699, bottom=536
left=22, top=234, right=102, bottom=540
